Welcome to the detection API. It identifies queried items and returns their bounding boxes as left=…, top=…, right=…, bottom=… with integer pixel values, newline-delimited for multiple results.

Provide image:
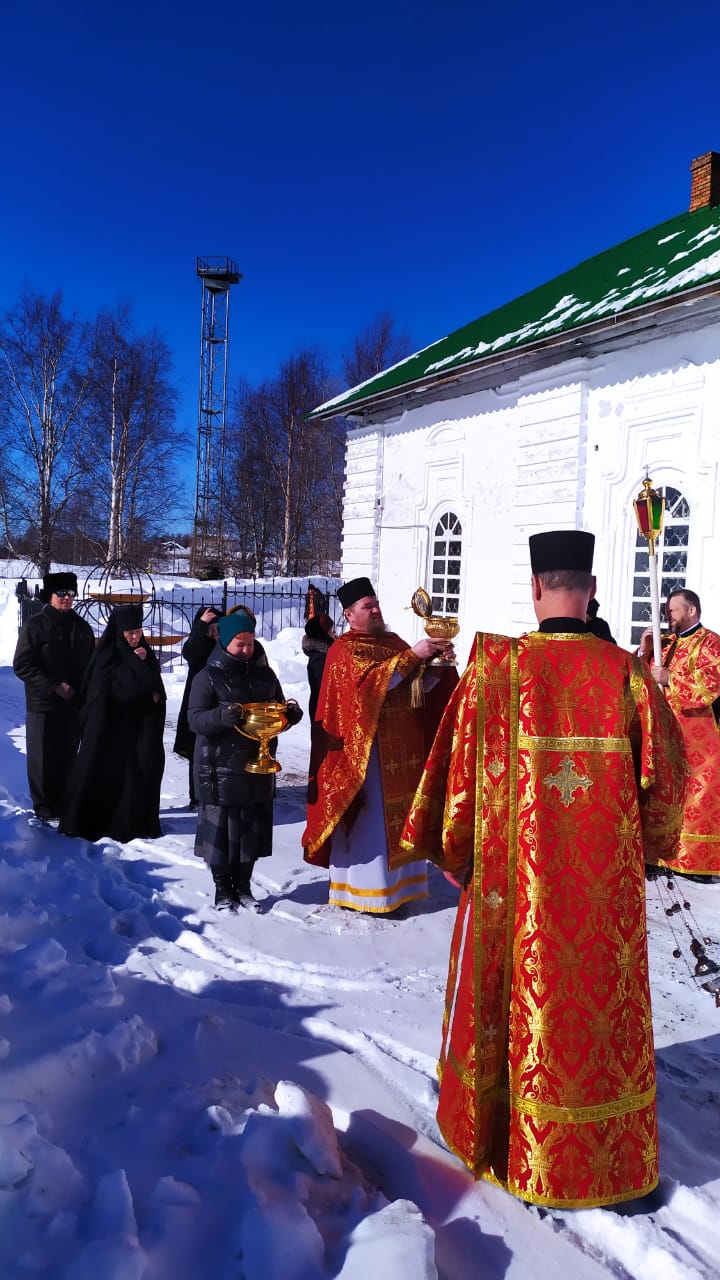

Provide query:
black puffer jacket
left=188, top=643, right=284, bottom=806
left=174, top=609, right=268, bottom=759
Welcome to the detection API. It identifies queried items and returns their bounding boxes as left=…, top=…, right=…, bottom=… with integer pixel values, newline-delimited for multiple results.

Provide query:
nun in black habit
left=60, top=604, right=166, bottom=842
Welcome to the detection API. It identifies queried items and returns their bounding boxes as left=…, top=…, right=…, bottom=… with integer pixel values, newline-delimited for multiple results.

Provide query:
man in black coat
left=13, top=572, right=95, bottom=822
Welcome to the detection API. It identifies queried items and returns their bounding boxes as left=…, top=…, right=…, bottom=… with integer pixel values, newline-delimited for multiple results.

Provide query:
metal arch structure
left=190, top=256, right=242, bottom=578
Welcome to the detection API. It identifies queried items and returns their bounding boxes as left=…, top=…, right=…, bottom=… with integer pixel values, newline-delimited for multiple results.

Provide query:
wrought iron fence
left=16, top=577, right=342, bottom=666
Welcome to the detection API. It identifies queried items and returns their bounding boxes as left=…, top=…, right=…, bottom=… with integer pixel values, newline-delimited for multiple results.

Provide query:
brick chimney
left=689, top=151, right=720, bottom=211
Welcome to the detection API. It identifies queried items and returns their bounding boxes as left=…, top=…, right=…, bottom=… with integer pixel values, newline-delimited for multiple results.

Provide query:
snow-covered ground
left=0, top=577, right=719, bottom=1279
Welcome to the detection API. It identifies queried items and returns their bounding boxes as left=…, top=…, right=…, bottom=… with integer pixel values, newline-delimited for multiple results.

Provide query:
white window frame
left=429, top=511, right=462, bottom=616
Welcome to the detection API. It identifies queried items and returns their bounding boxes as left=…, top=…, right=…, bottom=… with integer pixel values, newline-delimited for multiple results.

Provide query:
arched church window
left=630, top=485, right=690, bottom=647
left=431, top=512, right=462, bottom=615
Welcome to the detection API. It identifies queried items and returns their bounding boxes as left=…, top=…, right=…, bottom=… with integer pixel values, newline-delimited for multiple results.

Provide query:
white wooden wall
left=341, top=315, right=720, bottom=657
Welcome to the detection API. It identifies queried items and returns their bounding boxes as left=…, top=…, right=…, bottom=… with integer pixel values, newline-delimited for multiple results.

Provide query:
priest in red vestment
left=302, top=576, right=456, bottom=913
left=401, top=531, right=688, bottom=1208
left=640, top=587, right=720, bottom=878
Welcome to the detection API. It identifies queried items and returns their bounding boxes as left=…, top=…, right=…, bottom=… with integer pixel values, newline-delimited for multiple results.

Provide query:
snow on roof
left=313, top=203, right=720, bottom=418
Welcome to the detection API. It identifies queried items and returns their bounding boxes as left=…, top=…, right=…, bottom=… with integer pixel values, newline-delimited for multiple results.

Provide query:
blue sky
left=3, top=0, right=720, bottom=508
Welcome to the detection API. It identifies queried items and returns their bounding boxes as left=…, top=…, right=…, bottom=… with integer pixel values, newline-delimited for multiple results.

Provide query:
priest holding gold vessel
left=302, top=576, right=457, bottom=914
left=188, top=611, right=302, bottom=910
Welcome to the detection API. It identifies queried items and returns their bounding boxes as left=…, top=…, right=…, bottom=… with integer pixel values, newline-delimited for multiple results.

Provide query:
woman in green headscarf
left=188, top=611, right=302, bottom=910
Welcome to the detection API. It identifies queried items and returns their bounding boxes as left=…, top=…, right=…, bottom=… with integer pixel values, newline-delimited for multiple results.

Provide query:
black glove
left=220, top=703, right=242, bottom=728
left=285, top=699, right=303, bottom=726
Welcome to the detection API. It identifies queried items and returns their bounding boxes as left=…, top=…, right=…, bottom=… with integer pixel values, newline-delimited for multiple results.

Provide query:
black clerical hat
left=337, top=577, right=376, bottom=609
left=529, top=530, right=595, bottom=574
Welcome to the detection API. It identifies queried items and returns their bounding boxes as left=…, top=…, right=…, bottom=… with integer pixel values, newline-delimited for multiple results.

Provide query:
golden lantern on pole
left=633, top=472, right=665, bottom=666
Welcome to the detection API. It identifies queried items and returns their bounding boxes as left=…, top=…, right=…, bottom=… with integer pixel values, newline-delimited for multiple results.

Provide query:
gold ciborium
left=233, top=701, right=290, bottom=774
left=410, top=587, right=460, bottom=665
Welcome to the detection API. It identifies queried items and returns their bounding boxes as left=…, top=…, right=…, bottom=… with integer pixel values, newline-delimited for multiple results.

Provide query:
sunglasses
left=54, top=590, right=76, bottom=599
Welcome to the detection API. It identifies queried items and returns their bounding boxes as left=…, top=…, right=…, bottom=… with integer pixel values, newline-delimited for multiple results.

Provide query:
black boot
left=212, top=870, right=237, bottom=912
left=232, top=863, right=255, bottom=902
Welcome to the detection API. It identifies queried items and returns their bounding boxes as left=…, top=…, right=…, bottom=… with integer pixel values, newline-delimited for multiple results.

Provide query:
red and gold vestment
left=650, top=625, right=720, bottom=876
left=303, top=629, right=455, bottom=873
left=401, top=630, right=688, bottom=1208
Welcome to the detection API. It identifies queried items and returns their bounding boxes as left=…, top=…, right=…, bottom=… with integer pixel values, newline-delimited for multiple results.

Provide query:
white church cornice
left=344, top=288, right=720, bottom=428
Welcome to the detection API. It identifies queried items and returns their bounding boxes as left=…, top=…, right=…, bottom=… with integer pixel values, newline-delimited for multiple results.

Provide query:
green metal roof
left=313, top=203, right=720, bottom=418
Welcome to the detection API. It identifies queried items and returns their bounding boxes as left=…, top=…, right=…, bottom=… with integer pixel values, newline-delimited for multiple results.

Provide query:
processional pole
left=633, top=472, right=720, bottom=1006
left=633, top=472, right=665, bottom=665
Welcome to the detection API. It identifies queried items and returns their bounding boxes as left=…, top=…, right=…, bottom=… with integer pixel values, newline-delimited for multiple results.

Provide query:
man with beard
left=13, top=572, right=95, bottom=823
left=302, top=576, right=456, bottom=914
left=641, top=587, right=720, bottom=879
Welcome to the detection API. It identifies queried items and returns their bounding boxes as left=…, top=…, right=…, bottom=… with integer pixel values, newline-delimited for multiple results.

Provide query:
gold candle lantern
left=632, top=472, right=666, bottom=667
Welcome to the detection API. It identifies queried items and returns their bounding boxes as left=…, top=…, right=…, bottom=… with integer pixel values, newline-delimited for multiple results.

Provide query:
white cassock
left=328, top=670, right=431, bottom=913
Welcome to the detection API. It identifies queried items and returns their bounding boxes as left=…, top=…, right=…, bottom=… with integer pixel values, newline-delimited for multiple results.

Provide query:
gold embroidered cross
left=542, top=755, right=592, bottom=808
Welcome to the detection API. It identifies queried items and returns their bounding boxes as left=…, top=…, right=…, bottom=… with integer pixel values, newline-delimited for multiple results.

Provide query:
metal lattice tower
left=191, top=256, right=242, bottom=577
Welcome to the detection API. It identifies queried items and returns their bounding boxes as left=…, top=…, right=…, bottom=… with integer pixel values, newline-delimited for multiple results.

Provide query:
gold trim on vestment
left=526, top=632, right=589, bottom=642
left=473, top=639, right=485, bottom=1170
left=518, top=734, right=632, bottom=754
left=510, top=1084, right=656, bottom=1124
left=446, top=1043, right=655, bottom=1123
left=447, top=1048, right=502, bottom=1100
left=328, top=889, right=428, bottom=914
left=329, top=872, right=427, bottom=897
left=629, top=659, right=646, bottom=713
left=438, top=1128, right=659, bottom=1208
left=483, top=1167, right=660, bottom=1210
left=503, top=638, right=520, bottom=1106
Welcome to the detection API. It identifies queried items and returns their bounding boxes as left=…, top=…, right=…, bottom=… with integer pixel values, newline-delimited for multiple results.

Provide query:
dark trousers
left=26, top=709, right=80, bottom=819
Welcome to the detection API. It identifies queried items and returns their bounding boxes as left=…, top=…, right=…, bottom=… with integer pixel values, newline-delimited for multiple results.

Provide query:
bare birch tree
left=223, top=317, right=412, bottom=578
left=225, top=381, right=283, bottom=575
left=0, top=289, right=92, bottom=572
left=342, top=310, right=413, bottom=388
left=84, top=308, right=181, bottom=564
left=225, top=351, right=341, bottom=575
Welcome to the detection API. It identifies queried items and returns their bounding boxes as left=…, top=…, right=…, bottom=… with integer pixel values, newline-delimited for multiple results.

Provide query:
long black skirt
left=194, top=802, right=273, bottom=871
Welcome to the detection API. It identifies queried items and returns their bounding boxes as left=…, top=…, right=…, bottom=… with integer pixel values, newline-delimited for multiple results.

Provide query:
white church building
left=312, top=151, right=720, bottom=661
